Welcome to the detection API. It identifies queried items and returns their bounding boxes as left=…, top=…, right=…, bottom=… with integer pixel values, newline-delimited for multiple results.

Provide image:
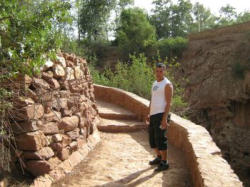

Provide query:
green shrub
left=157, top=37, right=188, bottom=59
left=89, top=53, right=188, bottom=113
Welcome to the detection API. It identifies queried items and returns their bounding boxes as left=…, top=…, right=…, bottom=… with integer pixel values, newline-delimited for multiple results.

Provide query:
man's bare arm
left=162, top=84, right=173, bottom=124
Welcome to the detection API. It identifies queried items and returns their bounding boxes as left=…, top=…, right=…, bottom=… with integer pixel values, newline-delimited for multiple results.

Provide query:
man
left=147, top=62, right=173, bottom=172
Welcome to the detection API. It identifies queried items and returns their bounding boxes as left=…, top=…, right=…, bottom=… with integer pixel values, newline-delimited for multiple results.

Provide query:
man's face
left=155, top=67, right=165, bottom=80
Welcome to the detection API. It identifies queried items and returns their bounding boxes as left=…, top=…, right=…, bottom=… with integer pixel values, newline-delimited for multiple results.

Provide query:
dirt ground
left=53, top=130, right=191, bottom=187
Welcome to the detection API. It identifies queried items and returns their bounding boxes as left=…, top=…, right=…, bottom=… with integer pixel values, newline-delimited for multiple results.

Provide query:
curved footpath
left=53, top=100, right=192, bottom=187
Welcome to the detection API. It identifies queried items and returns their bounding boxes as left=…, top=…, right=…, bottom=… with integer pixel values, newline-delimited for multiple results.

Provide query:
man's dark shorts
left=149, top=113, right=170, bottom=151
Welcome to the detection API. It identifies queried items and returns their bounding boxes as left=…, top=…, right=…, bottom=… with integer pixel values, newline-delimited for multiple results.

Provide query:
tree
left=150, top=0, right=172, bottom=39
left=191, top=2, right=216, bottom=32
left=115, top=8, right=156, bottom=57
left=170, top=0, right=193, bottom=37
left=0, top=0, right=71, bottom=78
left=79, top=0, right=117, bottom=41
left=217, top=4, right=237, bottom=26
left=150, top=0, right=193, bottom=38
left=236, top=11, right=250, bottom=23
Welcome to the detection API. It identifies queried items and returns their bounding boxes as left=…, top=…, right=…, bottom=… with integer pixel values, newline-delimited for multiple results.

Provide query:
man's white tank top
left=150, top=77, right=172, bottom=116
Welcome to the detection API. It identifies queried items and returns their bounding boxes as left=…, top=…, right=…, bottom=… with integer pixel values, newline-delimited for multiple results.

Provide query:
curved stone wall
left=4, top=53, right=100, bottom=186
left=94, top=84, right=243, bottom=187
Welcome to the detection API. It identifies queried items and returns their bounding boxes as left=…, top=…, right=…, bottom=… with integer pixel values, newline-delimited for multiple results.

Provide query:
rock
left=16, top=131, right=48, bottom=151
left=13, top=97, right=34, bottom=108
left=52, top=98, right=68, bottom=111
left=32, top=78, right=50, bottom=90
left=38, top=122, right=59, bottom=135
left=22, top=147, right=54, bottom=160
left=74, top=66, right=84, bottom=79
left=12, top=121, right=38, bottom=134
left=66, top=60, right=75, bottom=67
left=66, top=128, right=80, bottom=140
left=61, top=109, right=73, bottom=117
left=59, top=116, right=79, bottom=132
left=59, top=90, right=70, bottom=98
left=43, top=59, right=54, bottom=70
left=56, top=56, right=66, bottom=67
left=58, top=80, right=69, bottom=90
left=42, top=71, right=54, bottom=80
left=53, top=64, right=65, bottom=78
left=46, top=78, right=60, bottom=89
left=58, top=147, right=70, bottom=161
left=69, top=141, right=78, bottom=152
left=43, top=111, right=61, bottom=122
left=77, top=137, right=86, bottom=148
left=14, top=104, right=44, bottom=121
left=48, top=157, right=62, bottom=167
left=52, top=134, right=63, bottom=142
left=66, top=67, right=75, bottom=80
left=26, top=160, right=54, bottom=176
left=51, top=143, right=63, bottom=152
left=25, top=89, right=39, bottom=102
left=68, top=80, right=84, bottom=93
left=61, top=135, right=71, bottom=147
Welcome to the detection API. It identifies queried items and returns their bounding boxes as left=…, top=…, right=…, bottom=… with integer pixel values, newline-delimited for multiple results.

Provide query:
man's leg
left=155, top=124, right=169, bottom=171
left=160, top=150, right=167, bottom=161
left=149, top=115, right=161, bottom=165
left=154, top=148, right=161, bottom=157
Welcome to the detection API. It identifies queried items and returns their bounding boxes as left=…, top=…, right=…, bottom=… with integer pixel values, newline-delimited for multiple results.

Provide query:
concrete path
left=53, top=100, right=191, bottom=187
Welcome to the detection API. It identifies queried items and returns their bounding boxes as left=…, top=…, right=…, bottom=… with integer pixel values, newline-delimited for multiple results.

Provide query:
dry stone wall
left=8, top=53, right=99, bottom=177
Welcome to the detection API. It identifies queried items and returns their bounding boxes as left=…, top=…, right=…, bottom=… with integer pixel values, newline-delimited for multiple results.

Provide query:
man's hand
left=146, top=114, right=150, bottom=125
left=160, top=119, right=170, bottom=130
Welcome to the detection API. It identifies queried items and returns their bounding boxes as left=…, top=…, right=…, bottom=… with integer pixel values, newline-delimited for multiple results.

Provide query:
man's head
left=155, top=63, right=166, bottom=81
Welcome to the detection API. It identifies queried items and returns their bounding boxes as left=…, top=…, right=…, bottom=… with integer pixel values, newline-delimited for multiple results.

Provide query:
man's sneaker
left=154, top=161, right=169, bottom=172
left=149, top=156, right=161, bottom=165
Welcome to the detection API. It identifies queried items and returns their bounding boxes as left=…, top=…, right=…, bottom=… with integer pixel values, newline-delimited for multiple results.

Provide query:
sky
left=134, top=0, right=250, bottom=15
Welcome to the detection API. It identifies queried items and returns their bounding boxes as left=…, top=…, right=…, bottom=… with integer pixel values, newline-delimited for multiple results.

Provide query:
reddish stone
left=12, top=121, right=38, bottom=134
left=58, top=147, right=70, bottom=161
left=32, top=77, right=50, bottom=90
left=66, top=128, right=80, bottom=140
left=26, top=160, right=54, bottom=176
left=43, top=111, right=61, bottom=122
left=14, top=104, right=44, bottom=121
left=16, top=131, right=48, bottom=151
left=38, top=122, right=59, bottom=135
left=22, top=147, right=54, bottom=160
left=69, top=141, right=78, bottom=152
left=59, top=116, right=79, bottom=132
left=13, top=97, right=34, bottom=108
left=51, top=143, right=63, bottom=152
left=61, top=135, right=71, bottom=147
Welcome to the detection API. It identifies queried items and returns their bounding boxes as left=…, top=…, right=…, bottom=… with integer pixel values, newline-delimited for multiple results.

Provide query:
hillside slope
left=180, top=21, right=250, bottom=186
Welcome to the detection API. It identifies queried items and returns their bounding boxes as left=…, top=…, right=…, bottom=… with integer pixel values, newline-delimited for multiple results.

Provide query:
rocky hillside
left=180, top=21, right=250, bottom=186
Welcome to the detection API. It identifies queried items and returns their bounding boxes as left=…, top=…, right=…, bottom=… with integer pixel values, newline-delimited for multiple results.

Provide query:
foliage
left=150, top=0, right=193, bottom=39
left=236, top=11, right=250, bottom=23
left=0, top=0, right=71, bottom=78
left=89, top=54, right=187, bottom=112
left=191, top=2, right=217, bottom=32
left=79, top=0, right=117, bottom=41
left=157, top=37, right=188, bottom=59
left=116, top=8, right=156, bottom=58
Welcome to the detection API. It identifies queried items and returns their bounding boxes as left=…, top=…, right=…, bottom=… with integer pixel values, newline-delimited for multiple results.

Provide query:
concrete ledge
left=31, top=119, right=101, bottom=187
left=94, top=84, right=243, bottom=187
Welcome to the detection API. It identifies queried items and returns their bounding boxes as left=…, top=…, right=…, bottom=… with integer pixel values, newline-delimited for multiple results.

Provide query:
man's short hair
left=156, top=62, right=166, bottom=70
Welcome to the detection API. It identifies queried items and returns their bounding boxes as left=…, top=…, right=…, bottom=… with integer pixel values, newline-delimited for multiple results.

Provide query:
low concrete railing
left=94, top=84, right=243, bottom=187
